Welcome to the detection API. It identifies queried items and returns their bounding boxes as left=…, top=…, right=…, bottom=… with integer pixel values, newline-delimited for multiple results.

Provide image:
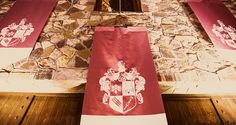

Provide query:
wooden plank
left=0, top=94, right=34, bottom=125
left=163, top=97, right=222, bottom=125
left=22, top=94, right=83, bottom=125
left=212, top=97, right=236, bottom=125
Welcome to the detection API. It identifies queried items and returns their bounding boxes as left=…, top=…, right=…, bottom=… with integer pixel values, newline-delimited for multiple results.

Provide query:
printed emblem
left=0, top=18, right=34, bottom=47
left=99, top=61, right=146, bottom=114
left=212, top=20, right=236, bottom=48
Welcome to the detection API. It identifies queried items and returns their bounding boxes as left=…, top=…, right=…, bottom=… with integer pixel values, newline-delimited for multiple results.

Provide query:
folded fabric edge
left=80, top=113, right=167, bottom=125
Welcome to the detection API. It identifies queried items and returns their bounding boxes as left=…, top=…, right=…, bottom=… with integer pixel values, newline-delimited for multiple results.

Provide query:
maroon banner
left=188, top=0, right=236, bottom=50
left=81, top=27, right=167, bottom=125
left=0, top=0, right=57, bottom=68
left=0, top=0, right=57, bottom=48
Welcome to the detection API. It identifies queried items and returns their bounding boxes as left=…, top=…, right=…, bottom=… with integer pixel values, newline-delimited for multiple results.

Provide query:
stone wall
left=0, top=0, right=236, bottom=91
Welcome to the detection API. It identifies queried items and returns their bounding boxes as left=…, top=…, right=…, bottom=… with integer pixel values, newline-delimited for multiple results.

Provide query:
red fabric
left=82, top=27, right=165, bottom=115
left=0, top=0, right=57, bottom=48
left=188, top=0, right=236, bottom=50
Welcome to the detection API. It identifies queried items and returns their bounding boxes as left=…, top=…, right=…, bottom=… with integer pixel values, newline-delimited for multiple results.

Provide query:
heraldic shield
left=99, top=61, right=146, bottom=114
left=0, top=18, right=34, bottom=47
left=212, top=20, right=236, bottom=49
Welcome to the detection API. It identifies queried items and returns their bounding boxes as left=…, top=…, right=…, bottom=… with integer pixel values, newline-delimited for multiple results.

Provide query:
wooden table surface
left=0, top=93, right=236, bottom=125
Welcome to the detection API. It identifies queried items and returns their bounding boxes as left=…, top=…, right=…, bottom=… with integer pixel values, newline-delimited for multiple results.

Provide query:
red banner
left=188, top=0, right=236, bottom=50
left=0, top=0, right=57, bottom=68
left=81, top=27, right=167, bottom=125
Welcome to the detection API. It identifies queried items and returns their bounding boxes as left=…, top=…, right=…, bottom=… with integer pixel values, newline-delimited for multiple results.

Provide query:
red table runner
left=81, top=27, right=167, bottom=125
left=188, top=0, right=236, bottom=50
left=0, top=0, right=57, bottom=68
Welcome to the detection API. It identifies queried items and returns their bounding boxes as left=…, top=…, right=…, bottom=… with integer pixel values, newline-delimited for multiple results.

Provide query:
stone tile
left=75, top=43, right=86, bottom=50
left=83, top=39, right=93, bottom=48
left=160, top=48, right=176, bottom=58
left=76, top=49, right=90, bottom=59
left=52, top=68, right=83, bottom=80
left=70, top=11, right=86, bottom=19
left=41, top=45, right=55, bottom=58
left=60, top=45, right=76, bottom=58
left=162, top=16, right=188, bottom=25
left=75, top=56, right=88, bottom=67
left=56, top=55, right=71, bottom=68
left=1, top=0, right=236, bottom=88
left=14, top=59, right=38, bottom=71
left=177, top=70, right=199, bottom=82
left=158, top=70, right=176, bottom=81
left=66, top=39, right=80, bottom=47
left=73, top=4, right=87, bottom=11
left=38, top=58, right=57, bottom=69
left=29, top=48, right=43, bottom=59
left=35, top=69, right=54, bottom=80
left=50, top=34, right=65, bottom=44
left=56, top=39, right=66, bottom=48
left=49, top=49, right=63, bottom=60
left=196, top=70, right=220, bottom=82
left=41, top=41, right=54, bottom=49
left=173, top=36, right=199, bottom=48
left=217, top=66, right=236, bottom=81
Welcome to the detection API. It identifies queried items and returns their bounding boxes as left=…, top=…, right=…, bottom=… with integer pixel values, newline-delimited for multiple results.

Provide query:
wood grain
left=163, top=97, right=222, bottom=125
left=0, top=94, right=34, bottom=125
left=21, top=94, right=84, bottom=125
left=212, top=97, right=236, bottom=125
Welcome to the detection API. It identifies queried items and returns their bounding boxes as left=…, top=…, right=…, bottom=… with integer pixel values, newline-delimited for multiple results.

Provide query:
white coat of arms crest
left=212, top=20, right=236, bottom=48
left=0, top=18, right=34, bottom=47
left=99, top=61, right=146, bottom=114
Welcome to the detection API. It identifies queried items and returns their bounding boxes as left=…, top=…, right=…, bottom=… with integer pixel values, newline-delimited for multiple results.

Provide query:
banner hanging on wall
left=80, top=27, right=167, bottom=125
left=0, top=0, right=57, bottom=68
left=188, top=0, right=236, bottom=50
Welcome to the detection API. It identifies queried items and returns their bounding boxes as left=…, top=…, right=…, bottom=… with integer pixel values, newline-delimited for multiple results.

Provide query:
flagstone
left=170, top=40, right=183, bottom=50
left=41, top=41, right=54, bottom=49
left=62, top=19, right=76, bottom=25
left=196, top=70, right=220, bottom=82
left=74, top=56, right=88, bottom=67
left=41, top=45, right=55, bottom=58
left=56, top=55, right=71, bottom=68
left=50, top=34, right=65, bottom=44
left=38, top=58, right=57, bottom=69
left=14, top=59, right=38, bottom=71
left=35, top=69, right=53, bottom=79
left=76, top=49, right=90, bottom=59
left=1, top=0, right=236, bottom=86
left=74, top=4, right=87, bottom=10
left=160, top=48, right=176, bottom=58
left=66, top=7, right=80, bottom=15
left=70, top=11, right=85, bottom=19
left=173, top=36, right=199, bottom=48
left=52, top=68, right=83, bottom=80
left=60, top=45, right=76, bottom=58
left=66, top=39, right=80, bottom=47
left=30, top=48, right=43, bottom=59
left=74, top=43, right=85, bottom=50
left=79, top=0, right=89, bottom=5
left=217, top=66, right=236, bottom=81
left=162, top=16, right=188, bottom=25
left=49, top=49, right=62, bottom=60
left=58, top=2, right=71, bottom=10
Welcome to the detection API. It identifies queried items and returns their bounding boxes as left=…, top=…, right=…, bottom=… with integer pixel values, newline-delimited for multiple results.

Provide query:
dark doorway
left=94, top=0, right=142, bottom=12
